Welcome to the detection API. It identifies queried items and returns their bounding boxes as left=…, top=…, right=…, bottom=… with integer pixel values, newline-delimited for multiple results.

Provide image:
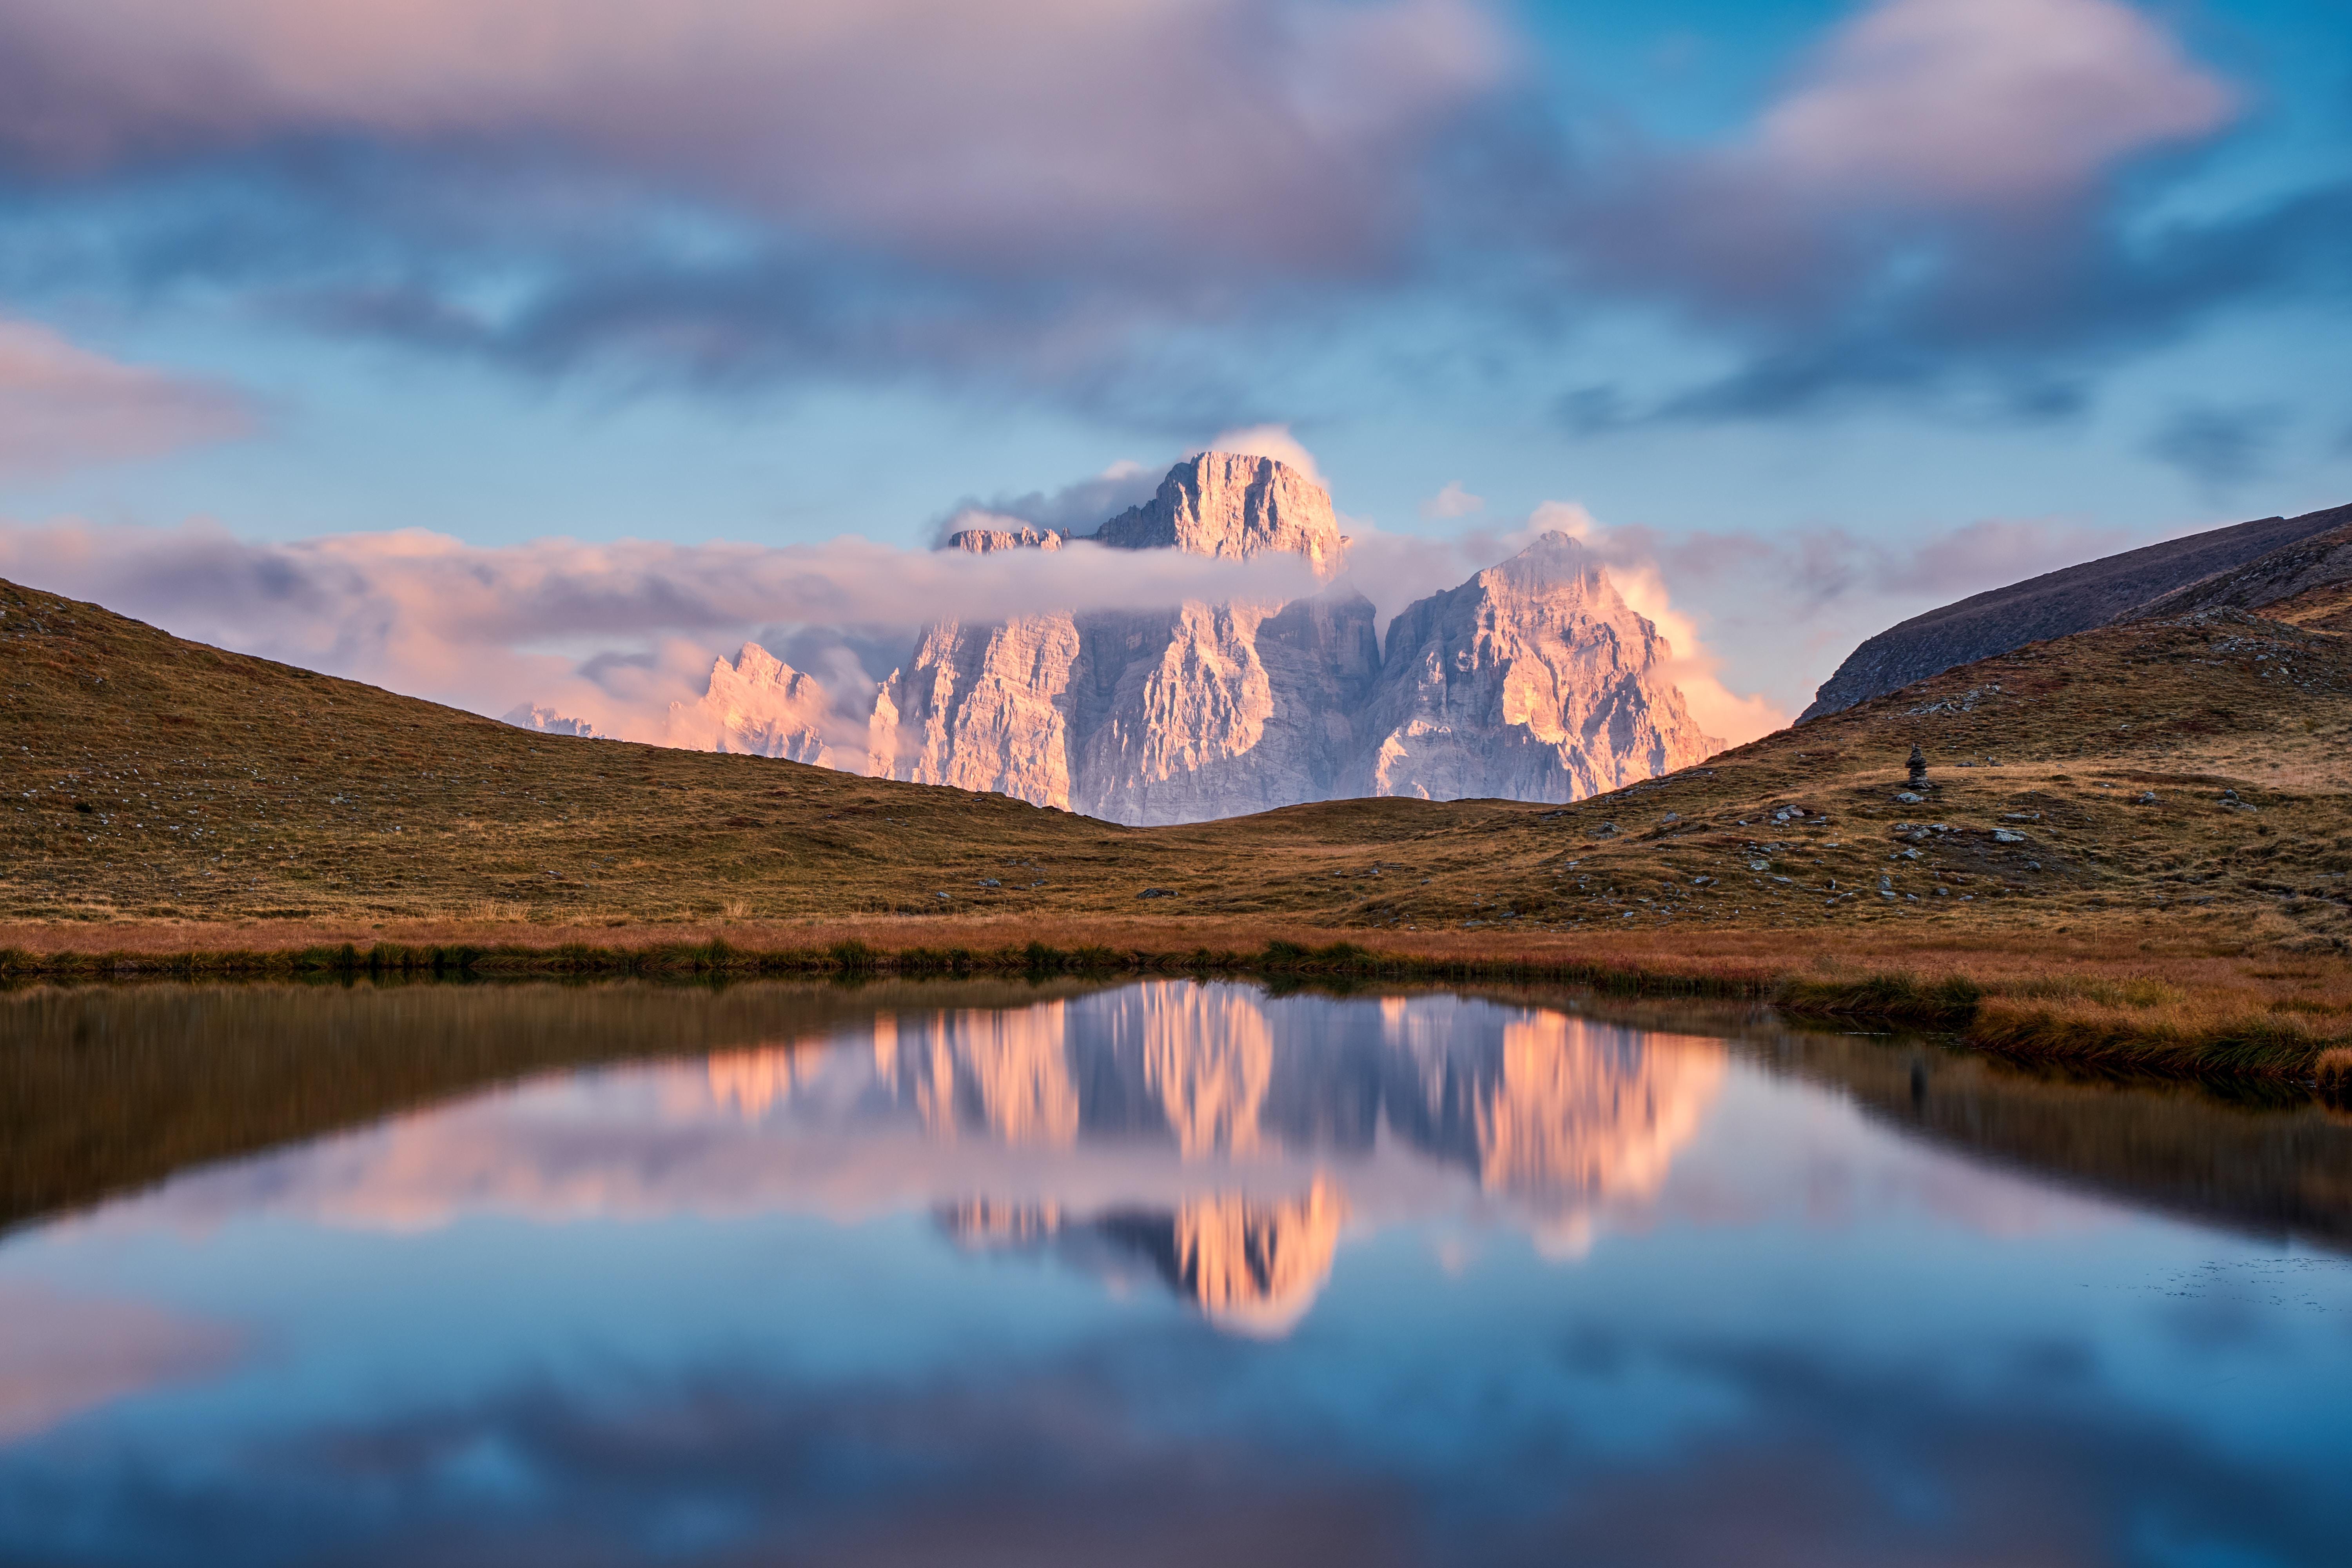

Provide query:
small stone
left=1137, top=887, right=1176, bottom=899
left=2136, top=791, right=2158, bottom=804
left=978, top=877, right=1001, bottom=887
left=1993, top=829, right=2027, bottom=843
left=1894, top=791, right=1925, bottom=804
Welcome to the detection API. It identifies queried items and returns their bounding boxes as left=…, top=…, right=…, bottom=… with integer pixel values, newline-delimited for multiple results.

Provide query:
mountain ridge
left=1801, top=501, right=2352, bottom=720
left=737, top=453, right=1718, bottom=822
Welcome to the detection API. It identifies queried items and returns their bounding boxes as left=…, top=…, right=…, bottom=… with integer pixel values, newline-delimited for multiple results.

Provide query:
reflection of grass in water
left=0, top=976, right=1119, bottom=1236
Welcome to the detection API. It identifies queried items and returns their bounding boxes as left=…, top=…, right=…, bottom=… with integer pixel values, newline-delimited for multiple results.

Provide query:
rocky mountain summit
left=666, top=643, right=838, bottom=766
left=500, top=704, right=604, bottom=739
left=512, top=452, right=1718, bottom=823
left=1351, top=532, right=1714, bottom=802
left=1802, top=500, right=2352, bottom=720
left=871, top=452, right=1715, bottom=823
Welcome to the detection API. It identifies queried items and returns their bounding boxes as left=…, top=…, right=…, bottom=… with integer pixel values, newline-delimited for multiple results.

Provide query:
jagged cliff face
left=667, top=643, right=838, bottom=766
left=1351, top=532, right=1718, bottom=802
left=1094, top=450, right=1345, bottom=569
left=873, top=452, right=1716, bottom=823
left=943, top=523, right=1066, bottom=554
left=641, top=452, right=1713, bottom=821
left=871, top=451, right=1385, bottom=824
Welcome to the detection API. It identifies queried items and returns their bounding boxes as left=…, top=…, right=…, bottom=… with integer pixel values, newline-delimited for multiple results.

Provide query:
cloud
left=1202, top=424, right=1325, bottom=486
left=0, top=316, right=249, bottom=477
left=0, top=0, right=1502, bottom=282
left=1754, top=0, right=2234, bottom=210
left=931, top=460, right=1161, bottom=545
left=1417, top=481, right=1483, bottom=520
left=0, top=1283, right=241, bottom=1444
left=0, top=515, right=1323, bottom=744
left=2145, top=402, right=2284, bottom=491
left=0, top=0, right=2332, bottom=431
left=1542, top=0, right=2319, bottom=422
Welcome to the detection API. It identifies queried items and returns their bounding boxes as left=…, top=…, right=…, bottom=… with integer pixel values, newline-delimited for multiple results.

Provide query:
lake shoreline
left=2, top=915, right=2338, bottom=1085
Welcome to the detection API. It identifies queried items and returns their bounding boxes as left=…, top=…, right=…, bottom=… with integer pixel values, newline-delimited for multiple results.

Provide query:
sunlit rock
left=666, top=643, right=838, bottom=765
left=1348, top=532, right=1720, bottom=802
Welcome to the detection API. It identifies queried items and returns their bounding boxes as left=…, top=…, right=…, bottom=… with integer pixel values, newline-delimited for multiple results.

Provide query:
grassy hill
left=5, top=572, right=2351, bottom=1077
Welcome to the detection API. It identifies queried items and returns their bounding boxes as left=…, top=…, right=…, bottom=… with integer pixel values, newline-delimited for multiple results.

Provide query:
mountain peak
left=665, top=641, right=836, bottom=765
left=942, top=522, right=1067, bottom=554
left=1089, top=451, right=1342, bottom=569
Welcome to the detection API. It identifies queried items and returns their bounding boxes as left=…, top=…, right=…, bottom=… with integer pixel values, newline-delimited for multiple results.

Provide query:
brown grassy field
left=5, top=572, right=2350, bottom=1077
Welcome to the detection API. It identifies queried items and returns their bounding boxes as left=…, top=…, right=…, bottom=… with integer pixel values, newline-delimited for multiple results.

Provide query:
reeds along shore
left=0, top=919, right=2343, bottom=1087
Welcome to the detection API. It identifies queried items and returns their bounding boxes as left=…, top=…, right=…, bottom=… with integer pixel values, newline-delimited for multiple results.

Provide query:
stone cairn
left=1907, top=744, right=1929, bottom=790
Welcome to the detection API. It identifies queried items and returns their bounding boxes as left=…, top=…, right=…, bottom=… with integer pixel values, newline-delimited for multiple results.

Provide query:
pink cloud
left=0, top=516, right=1324, bottom=744
left=0, top=0, right=1504, bottom=278
left=0, top=1283, right=241, bottom=1443
left=0, top=318, right=249, bottom=477
left=1756, top=0, right=2237, bottom=210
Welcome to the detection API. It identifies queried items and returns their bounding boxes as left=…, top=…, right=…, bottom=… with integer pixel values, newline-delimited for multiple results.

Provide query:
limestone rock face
left=1348, top=532, right=1719, bottom=802
left=873, top=458, right=1711, bottom=822
left=667, top=643, right=837, bottom=766
left=944, top=523, right=1066, bottom=554
left=624, top=453, right=1713, bottom=815
left=867, top=613, right=1080, bottom=805
left=500, top=703, right=604, bottom=739
left=1092, top=451, right=1344, bottom=570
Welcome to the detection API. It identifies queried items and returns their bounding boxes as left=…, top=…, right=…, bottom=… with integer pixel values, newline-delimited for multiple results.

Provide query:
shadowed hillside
left=6, top=570, right=2352, bottom=958
left=1802, top=501, right=2352, bottom=719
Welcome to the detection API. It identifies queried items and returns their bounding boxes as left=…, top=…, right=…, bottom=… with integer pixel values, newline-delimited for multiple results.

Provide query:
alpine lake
left=1, top=977, right=2346, bottom=1566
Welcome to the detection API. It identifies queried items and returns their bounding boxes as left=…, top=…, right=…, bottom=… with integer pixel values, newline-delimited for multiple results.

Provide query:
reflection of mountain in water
left=941, top=1180, right=1346, bottom=1338
left=891, top=984, right=1723, bottom=1330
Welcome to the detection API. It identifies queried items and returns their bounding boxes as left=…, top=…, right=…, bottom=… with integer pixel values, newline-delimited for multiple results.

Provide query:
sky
left=0, top=0, right=2346, bottom=743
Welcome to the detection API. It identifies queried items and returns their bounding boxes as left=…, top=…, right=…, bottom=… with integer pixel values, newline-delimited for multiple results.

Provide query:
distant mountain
left=1800, top=501, right=2352, bottom=720
left=501, top=703, right=605, bottom=739
left=508, top=453, right=1719, bottom=822
left=868, top=452, right=1716, bottom=823
left=1349, top=532, right=1715, bottom=803
left=666, top=643, right=838, bottom=766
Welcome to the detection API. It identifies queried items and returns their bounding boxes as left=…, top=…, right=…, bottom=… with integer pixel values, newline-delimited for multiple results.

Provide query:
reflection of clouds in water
left=106, top=986, right=1728, bottom=1333
left=0, top=1283, right=240, bottom=1445
left=1, top=1326, right=2332, bottom=1568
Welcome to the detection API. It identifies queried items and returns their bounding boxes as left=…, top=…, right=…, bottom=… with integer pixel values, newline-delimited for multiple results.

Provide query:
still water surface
left=1, top=979, right=2347, bottom=1565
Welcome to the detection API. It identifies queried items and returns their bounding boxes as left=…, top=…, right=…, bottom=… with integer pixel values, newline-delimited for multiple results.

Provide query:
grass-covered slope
left=8, top=572, right=2352, bottom=942
left=5, top=573, right=2352, bottom=1078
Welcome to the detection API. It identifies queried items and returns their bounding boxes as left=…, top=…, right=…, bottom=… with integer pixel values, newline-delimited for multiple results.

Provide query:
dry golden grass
left=4, top=573, right=2350, bottom=1074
